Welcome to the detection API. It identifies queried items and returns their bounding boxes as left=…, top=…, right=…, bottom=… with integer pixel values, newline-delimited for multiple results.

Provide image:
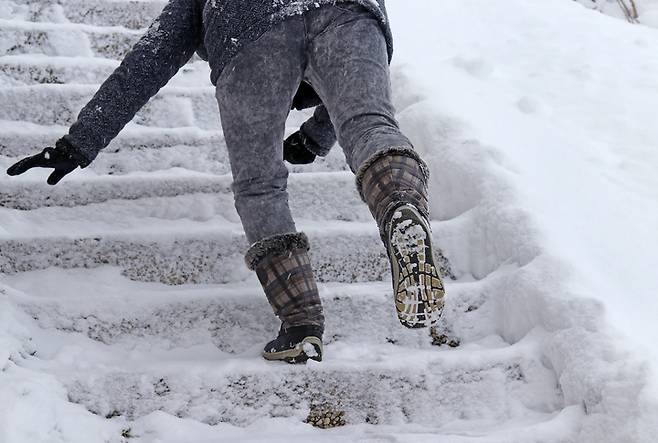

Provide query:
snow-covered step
left=0, top=55, right=116, bottom=86
left=0, top=220, right=452, bottom=284
left=0, top=171, right=227, bottom=209
left=0, top=55, right=208, bottom=86
left=115, top=409, right=583, bottom=443
left=0, top=195, right=366, bottom=243
left=19, top=314, right=563, bottom=427
left=4, top=0, right=166, bottom=29
left=0, top=127, right=236, bottom=176
left=0, top=84, right=220, bottom=129
left=0, top=84, right=320, bottom=132
left=0, top=171, right=370, bottom=223
left=4, top=267, right=479, bottom=351
left=0, top=19, right=141, bottom=59
left=0, top=122, right=224, bottom=158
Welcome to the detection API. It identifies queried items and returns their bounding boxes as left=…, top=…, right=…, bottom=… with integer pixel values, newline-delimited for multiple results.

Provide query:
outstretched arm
left=66, top=0, right=203, bottom=165
left=7, top=0, right=202, bottom=183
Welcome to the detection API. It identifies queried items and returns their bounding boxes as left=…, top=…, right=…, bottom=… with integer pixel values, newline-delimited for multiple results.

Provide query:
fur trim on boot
left=245, top=232, right=310, bottom=271
left=245, top=232, right=324, bottom=331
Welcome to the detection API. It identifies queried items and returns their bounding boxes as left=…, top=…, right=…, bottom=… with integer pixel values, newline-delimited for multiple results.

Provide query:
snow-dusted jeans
left=216, top=3, right=413, bottom=245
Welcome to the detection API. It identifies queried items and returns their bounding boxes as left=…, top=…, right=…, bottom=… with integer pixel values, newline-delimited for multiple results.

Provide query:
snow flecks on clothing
left=276, top=0, right=339, bottom=18
left=138, top=18, right=164, bottom=52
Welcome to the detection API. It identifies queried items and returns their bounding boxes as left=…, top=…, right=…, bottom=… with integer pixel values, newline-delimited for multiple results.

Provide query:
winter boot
left=263, top=324, right=323, bottom=363
left=356, top=148, right=445, bottom=328
left=245, top=232, right=325, bottom=363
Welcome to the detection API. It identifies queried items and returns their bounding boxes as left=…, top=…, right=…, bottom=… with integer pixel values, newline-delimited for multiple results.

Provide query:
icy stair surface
left=2, top=267, right=580, bottom=441
left=0, top=0, right=645, bottom=442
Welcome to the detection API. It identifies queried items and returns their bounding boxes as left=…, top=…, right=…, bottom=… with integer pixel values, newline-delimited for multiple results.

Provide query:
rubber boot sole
left=262, top=336, right=323, bottom=364
left=388, top=204, right=445, bottom=328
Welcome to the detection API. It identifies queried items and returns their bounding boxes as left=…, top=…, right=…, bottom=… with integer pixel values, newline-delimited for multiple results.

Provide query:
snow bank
left=389, top=0, right=658, bottom=440
left=577, top=0, right=658, bottom=27
left=0, top=286, right=121, bottom=443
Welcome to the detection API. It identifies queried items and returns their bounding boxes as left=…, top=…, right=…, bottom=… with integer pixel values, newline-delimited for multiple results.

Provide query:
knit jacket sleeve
left=64, top=0, right=203, bottom=166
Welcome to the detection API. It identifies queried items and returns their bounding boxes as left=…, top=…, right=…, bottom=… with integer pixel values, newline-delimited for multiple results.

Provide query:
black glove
left=283, top=131, right=319, bottom=165
left=6, top=138, right=86, bottom=185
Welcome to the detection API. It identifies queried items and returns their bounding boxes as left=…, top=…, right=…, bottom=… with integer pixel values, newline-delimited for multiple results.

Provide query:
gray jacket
left=65, top=0, right=393, bottom=165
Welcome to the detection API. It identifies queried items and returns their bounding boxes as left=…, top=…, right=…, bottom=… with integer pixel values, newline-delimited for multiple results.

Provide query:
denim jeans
left=215, top=3, right=413, bottom=245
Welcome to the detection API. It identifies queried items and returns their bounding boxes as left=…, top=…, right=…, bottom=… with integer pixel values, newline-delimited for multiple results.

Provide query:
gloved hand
left=283, top=131, right=319, bottom=165
left=6, top=138, right=86, bottom=185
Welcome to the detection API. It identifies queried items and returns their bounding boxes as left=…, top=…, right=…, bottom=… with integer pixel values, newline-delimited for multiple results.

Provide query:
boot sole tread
left=388, top=205, right=445, bottom=329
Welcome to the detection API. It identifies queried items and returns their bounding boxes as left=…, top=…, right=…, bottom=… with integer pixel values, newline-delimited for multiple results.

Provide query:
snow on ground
left=1, top=0, right=658, bottom=442
left=579, top=0, right=658, bottom=26
left=389, top=0, right=658, bottom=438
left=393, top=0, right=658, bottom=374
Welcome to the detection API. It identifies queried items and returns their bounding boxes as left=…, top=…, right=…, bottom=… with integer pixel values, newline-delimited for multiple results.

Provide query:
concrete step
left=120, top=408, right=582, bottom=442
left=4, top=267, right=483, bottom=352
left=0, top=218, right=453, bottom=284
left=0, top=170, right=230, bottom=209
left=0, top=55, right=209, bottom=87
left=0, top=171, right=370, bottom=223
left=0, top=122, right=235, bottom=174
left=0, top=122, right=223, bottom=158
left=0, top=84, right=220, bottom=129
left=21, top=329, right=562, bottom=427
left=3, top=0, right=166, bottom=30
left=0, top=54, right=116, bottom=86
left=0, top=19, right=141, bottom=59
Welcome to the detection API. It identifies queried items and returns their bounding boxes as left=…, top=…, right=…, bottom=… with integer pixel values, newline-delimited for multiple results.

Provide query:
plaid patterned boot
left=245, top=232, right=324, bottom=363
left=356, top=147, right=445, bottom=328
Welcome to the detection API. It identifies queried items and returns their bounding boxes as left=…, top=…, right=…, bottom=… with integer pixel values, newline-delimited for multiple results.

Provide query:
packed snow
left=389, top=0, right=658, bottom=440
left=1, top=0, right=658, bottom=442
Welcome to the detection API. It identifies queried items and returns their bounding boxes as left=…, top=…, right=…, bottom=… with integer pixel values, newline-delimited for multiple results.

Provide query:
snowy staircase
left=0, top=1, right=584, bottom=441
